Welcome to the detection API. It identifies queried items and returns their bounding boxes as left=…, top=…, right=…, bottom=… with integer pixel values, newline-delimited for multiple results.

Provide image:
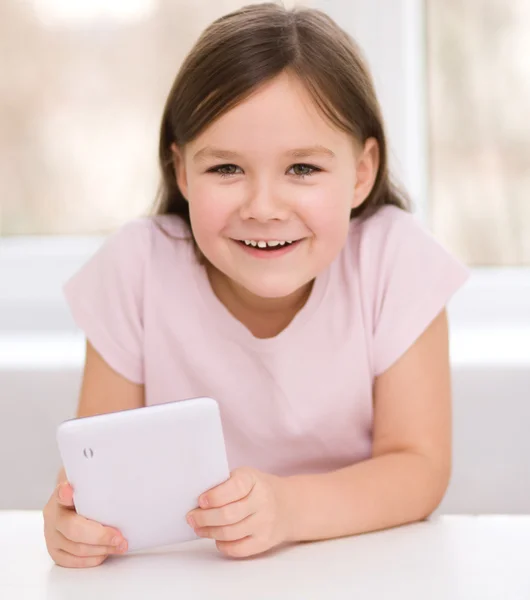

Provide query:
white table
left=1, top=511, right=529, bottom=599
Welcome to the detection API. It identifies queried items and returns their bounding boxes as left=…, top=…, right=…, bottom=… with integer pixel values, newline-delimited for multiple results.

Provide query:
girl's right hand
left=43, top=481, right=129, bottom=568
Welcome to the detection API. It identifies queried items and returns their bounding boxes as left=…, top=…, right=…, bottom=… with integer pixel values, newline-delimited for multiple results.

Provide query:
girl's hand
left=186, top=467, right=289, bottom=558
left=43, top=481, right=128, bottom=568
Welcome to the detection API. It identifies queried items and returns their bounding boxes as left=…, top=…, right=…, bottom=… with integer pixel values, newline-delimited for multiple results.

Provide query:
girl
left=43, top=2, right=469, bottom=568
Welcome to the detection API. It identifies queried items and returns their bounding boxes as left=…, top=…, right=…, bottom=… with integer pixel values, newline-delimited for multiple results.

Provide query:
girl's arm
left=281, top=309, right=452, bottom=542
left=56, top=341, right=145, bottom=485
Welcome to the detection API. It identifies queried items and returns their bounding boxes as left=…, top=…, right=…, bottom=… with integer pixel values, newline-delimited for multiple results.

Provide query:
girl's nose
left=239, top=184, right=289, bottom=222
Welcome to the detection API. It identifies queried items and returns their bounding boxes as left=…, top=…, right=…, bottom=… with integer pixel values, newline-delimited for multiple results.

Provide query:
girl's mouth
left=233, top=238, right=304, bottom=258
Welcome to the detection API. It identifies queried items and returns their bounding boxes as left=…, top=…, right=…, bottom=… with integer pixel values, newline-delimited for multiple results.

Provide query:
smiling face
left=172, top=71, right=378, bottom=301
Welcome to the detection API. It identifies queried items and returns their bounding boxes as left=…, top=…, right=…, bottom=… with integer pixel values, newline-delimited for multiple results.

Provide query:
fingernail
left=199, top=496, right=209, bottom=508
left=118, top=541, right=128, bottom=553
left=187, top=515, right=195, bottom=528
left=111, top=536, right=122, bottom=546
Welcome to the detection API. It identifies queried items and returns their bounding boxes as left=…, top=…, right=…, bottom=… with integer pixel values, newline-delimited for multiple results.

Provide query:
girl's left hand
left=186, top=467, right=290, bottom=558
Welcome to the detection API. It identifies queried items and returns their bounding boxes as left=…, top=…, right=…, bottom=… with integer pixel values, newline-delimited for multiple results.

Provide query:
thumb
left=56, top=481, right=75, bottom=508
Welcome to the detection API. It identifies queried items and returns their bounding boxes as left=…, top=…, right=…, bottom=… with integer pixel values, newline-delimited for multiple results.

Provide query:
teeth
left=242, top=239, right=296, bottom=248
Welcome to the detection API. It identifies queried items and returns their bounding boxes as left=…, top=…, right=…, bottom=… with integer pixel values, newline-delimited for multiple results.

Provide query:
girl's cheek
left=190, top=201, right=233, bottom=240
left=195, top=193, right=245, bottom=229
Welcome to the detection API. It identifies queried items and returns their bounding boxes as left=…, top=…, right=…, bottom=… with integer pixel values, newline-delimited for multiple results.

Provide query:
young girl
left=43, top=2, right=469, bottom=568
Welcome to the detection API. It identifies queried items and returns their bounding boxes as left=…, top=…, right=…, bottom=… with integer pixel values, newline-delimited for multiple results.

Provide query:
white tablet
left=56, top=396, right=230, bottom=552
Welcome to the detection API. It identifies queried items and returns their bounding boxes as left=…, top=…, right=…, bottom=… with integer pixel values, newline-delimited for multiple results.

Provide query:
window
left=3, top=0, right=528, bottom=268
left=426, top=0, right=530, bottom=266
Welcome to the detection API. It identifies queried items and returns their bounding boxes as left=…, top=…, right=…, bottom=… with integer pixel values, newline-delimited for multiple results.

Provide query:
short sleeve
left=366, top=207, right=471, bottom=376
left=63, top=219, right=152, bottom=384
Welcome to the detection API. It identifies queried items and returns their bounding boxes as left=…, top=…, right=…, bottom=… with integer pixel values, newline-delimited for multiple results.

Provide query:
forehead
left=188, top=72, right=354, bottom=157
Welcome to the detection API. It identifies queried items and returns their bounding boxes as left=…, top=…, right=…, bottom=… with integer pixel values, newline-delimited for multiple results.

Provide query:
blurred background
left=0, top=0, right=529, bottom=512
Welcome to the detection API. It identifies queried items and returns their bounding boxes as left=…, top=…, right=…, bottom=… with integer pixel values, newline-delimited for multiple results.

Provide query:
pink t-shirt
left=64, top=206, right=470, bottom=477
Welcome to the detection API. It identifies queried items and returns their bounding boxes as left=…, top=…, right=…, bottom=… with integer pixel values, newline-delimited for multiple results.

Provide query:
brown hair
left=154, top=2, right=410, bottom=238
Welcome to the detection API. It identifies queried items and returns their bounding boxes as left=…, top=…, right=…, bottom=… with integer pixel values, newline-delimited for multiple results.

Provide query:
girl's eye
left=207, top=163, right=321, bottom=179
left=289, top=163, right=321, bottom=178
left=209, top=164, right=242, bottom=178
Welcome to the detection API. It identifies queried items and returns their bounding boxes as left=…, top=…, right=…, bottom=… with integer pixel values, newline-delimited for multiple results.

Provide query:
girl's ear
left=352, top=137, right=379, bottom=208
left=171, top=143, right=189, bottom=200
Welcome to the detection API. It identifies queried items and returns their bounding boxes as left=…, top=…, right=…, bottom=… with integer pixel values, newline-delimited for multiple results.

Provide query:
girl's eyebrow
left=193, top=145, right=336, bottom=163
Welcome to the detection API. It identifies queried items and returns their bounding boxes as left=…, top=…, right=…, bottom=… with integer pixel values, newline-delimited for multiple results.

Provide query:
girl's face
left=173, top=71, right=378, bottom=300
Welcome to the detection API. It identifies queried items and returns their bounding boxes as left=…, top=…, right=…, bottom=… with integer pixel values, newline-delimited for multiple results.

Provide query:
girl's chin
left=243, top=287, right=298, bottom=300
left=202, top=254, right=312, bottom=300
left=236, top=277, right=313, bottom=302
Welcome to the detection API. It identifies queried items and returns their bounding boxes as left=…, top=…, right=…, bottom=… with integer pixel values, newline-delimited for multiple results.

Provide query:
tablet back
left=56, top=397, right=230, bottom=551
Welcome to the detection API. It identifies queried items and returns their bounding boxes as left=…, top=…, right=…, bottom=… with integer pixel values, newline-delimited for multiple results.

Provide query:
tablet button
left=83, top=448, right=94, bottom=459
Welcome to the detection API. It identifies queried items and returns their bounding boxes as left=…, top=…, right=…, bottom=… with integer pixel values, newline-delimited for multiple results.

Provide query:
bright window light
left=30, top=0, right=157, bottom=26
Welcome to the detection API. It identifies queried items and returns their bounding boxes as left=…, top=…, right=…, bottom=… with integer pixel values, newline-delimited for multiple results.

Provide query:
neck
left=206, top=263, right=313, bottom=339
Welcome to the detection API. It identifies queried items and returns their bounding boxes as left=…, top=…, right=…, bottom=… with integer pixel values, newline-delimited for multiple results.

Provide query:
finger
left=188, top=497, right=253, bottom=528
left=52, top=548, right=109, bottom=569
left=199, top=468, right=256, bottom=509
left=196, top=513, right=256, bottom=542
left=56, top=510, right=124, bottom=547
left=216, top=536, right=263, bottom=559
left=57, top=530, right=128, bottom=556
left=55, top=482, right=75, bottom=509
